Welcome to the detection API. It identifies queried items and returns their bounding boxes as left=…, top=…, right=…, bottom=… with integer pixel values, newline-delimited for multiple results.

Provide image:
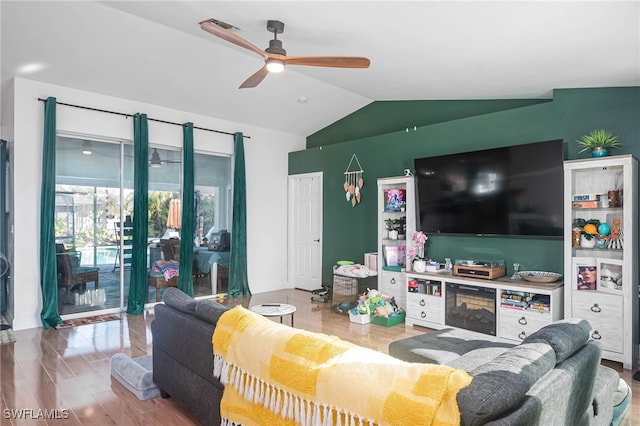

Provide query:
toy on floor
left=349, top=289, right=401, bottom=318
left=311, top=284, right=330, bottom=303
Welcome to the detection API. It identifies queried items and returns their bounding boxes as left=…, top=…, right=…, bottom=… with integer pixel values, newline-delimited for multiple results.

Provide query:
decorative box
left=453, top=259, right=506, bottom=280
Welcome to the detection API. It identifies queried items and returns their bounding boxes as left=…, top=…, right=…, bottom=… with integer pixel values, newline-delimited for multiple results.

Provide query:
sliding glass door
left=55, top=136, right=131, bottom=316
left=54, top=134, right=233, bottom=315
left=193, top=151, right=232, bottom=297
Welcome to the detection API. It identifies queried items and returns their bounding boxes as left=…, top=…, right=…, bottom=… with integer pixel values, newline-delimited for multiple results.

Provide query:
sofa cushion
left=162, top=287, right=197, bottom=313
left=195, top=299, right=229, bottom=325
left=388, top=328, right=514, bottom=365
left=522, top=319, right=591, bottom=363
left=447, top=346, right=513, bottom=371
left=457, top=341, right=556, bottom=425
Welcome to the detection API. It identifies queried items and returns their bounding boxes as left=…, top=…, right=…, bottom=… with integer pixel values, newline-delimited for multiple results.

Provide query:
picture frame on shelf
left=597, top=258, right=623, bottom=294
left=383, top=245, right=406, bottom=267
left=383, top=189, right=406, bottom=212
left=573, top=257, right=597, bottom=291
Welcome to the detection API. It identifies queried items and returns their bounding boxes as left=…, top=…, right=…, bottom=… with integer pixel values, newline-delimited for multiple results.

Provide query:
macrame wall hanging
left=343, top=154, right=364, bottom=207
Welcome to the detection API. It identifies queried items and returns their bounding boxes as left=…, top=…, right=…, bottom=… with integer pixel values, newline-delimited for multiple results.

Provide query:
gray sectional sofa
left=389, top=322, right=620, bottom=425
left=151, top=287, right=229, bottom=426
left=152, top=288, right=620, bottom=425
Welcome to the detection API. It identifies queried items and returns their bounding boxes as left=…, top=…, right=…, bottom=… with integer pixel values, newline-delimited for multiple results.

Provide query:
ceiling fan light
left=266, top=59, right=285, bottom=73
left=150, top=149, right=162, bottom=167
left=81, top=141, right=92, bottom=155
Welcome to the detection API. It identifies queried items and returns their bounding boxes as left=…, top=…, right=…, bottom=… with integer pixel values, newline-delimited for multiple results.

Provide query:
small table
left=250, top=303, right=296, bottom=326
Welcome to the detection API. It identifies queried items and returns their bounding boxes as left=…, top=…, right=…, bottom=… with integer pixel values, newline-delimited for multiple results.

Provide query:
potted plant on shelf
left=408, top=230, right=428, bottom=272
left=385, top=218, right=399, bottom=240
left=574, top=218, right=601, bottom=248
left=577, top=129, right=622, bottom=158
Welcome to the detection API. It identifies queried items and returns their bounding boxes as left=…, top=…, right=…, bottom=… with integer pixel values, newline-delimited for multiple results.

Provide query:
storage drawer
left=406, top=293, right=442, bottom=324
left=380, top=271, right=405, bottom=309
left=572, top=291, right=623, bottom=353
left=498, top=308, right=552, bottom=342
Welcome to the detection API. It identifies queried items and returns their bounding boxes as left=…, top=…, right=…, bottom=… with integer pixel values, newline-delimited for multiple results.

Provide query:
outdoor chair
left=147, top=239, right=181, bottom=302
left=55, top=244, right=100, bottom=304
left=160, top=238, right=181, bottom=261
left=147, top=271, right=179, bottom=302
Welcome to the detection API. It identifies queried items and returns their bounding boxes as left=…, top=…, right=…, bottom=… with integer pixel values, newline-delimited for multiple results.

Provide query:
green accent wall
left=307, top=99, right=550, bottom=148
left=289, top=87, right=640, bottom=286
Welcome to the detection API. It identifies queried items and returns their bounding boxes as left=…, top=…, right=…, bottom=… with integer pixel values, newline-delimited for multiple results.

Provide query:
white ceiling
left=2, top=1, right=639, bottom=137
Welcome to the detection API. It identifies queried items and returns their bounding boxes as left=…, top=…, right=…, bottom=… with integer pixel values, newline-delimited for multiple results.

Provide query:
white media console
left=405, top=271, right=564, bottom=344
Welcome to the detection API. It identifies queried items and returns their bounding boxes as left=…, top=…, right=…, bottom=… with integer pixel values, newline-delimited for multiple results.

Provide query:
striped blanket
left=212, top=306, right=471, bottom=426
left=151, top=260, right=179, bottom=280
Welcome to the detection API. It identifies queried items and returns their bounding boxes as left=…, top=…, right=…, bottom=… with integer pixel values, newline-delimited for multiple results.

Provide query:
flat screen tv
left=414, top=139, right=564, bottom=237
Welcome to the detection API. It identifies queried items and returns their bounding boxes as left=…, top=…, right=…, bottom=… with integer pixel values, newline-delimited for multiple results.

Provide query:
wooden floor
left=1, top=288, right=638, bottom=425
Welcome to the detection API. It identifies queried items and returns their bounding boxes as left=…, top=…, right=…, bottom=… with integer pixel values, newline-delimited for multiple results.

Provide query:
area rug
left=0, top=329, right=16, bottom=344
left=55, top=314, right=121, bottom=329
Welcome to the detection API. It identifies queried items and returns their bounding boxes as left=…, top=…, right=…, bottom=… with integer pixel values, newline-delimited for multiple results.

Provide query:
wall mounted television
left=414, top=139, right=564, bottom=237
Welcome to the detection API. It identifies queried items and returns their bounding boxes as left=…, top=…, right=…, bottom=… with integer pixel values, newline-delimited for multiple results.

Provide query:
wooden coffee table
left=249, top=303, right=296, bottom=326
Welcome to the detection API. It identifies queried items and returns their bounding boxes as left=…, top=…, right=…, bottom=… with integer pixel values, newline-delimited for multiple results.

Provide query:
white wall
left=10, top=77, right=305, bottom=330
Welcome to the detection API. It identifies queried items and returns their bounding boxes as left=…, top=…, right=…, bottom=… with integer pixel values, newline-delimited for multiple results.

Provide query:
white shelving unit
left=563, top=154, right=638, bottom=369
left=377, top=176, right=417, bottom=310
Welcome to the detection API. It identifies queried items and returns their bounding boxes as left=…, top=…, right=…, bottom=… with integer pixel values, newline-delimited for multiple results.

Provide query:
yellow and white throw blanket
left=213, top=306, right=472, bottom=426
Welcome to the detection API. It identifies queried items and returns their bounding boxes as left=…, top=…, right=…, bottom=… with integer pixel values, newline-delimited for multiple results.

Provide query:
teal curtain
left=127, top=113, right=149, bottom=314
left=228, top=132, right=251, bottom=297
left=40, top=97, right=63, bottom=329
left=178, top=122, right=194, bottom=296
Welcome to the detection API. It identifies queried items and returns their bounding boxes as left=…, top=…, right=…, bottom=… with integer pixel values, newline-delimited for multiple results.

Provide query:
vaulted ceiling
left=2, top=1, right=638, bottom=137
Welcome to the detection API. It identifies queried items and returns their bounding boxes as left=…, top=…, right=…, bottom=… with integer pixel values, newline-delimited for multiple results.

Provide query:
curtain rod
left=37, top=98, right=250, bottom=139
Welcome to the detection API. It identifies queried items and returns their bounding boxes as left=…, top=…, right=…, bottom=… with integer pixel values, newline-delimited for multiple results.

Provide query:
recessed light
left=17, top=62, right=46, bottom=74
left=297, top=96, right=308, bottom=104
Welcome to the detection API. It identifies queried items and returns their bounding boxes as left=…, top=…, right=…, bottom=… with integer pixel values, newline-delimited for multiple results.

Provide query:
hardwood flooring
left=1, top=288, right=637, bottom=425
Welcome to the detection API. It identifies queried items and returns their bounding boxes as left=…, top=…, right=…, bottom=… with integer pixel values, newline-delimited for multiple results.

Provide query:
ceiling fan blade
left=200, top=19, right=266, bottom=58
left=239, top=65, right=270, bottom=89
left=283, top=56, right=370, bottom=68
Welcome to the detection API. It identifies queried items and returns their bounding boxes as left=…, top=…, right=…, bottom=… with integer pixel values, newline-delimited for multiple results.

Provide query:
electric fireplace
left=445, top=282, right=496, bottom=336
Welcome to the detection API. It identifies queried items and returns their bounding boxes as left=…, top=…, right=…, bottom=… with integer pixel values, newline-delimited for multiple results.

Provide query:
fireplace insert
left=445, top=282, right=496, bottom=335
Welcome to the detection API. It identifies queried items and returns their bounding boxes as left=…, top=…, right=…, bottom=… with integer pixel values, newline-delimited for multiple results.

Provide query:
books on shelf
left=500, top=291, right=550, bottom=312
left=408, top=279, right=441, bottom=296
left=572, top=193, right=600, bottom=202
left=572, top=200, right=599, bottom=209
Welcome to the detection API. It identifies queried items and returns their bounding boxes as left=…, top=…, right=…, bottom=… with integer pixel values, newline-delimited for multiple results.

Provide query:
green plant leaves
left=577, top=129, right=622, bottom=153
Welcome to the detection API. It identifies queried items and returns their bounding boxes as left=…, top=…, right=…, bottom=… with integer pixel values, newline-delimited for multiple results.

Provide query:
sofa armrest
left=457, top=342, right=556, bottom=425
left=589, top=365, right=619, bottom=426
left=152, top=304, right=219, bottom=387
left=502, top=341, right=604, bottom=426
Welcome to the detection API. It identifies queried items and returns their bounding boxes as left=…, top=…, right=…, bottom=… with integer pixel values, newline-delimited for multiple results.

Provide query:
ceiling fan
left=149, top=148, right=180, bottom=167
left=199, top=18, right=370, bottom=88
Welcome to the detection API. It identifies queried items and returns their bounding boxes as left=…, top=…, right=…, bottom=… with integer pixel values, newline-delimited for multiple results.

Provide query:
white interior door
left=288, top=172, right=322, bottom=291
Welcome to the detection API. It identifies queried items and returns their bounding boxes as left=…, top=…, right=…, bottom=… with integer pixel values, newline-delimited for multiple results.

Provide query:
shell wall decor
left=343, top=154, right=364, bottom=207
